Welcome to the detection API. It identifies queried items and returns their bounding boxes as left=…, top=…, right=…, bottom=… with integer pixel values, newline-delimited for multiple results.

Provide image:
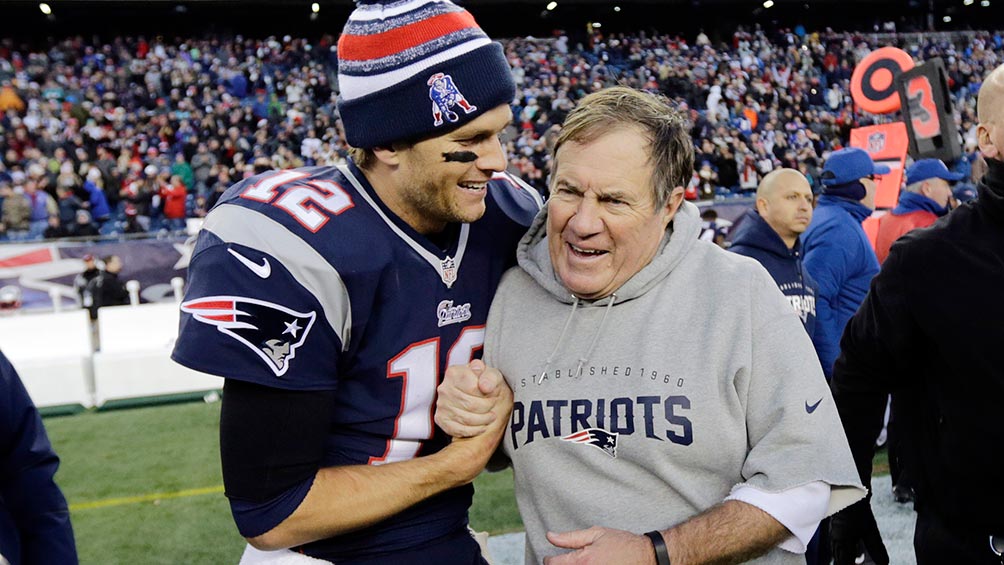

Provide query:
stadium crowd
left=0, top=26, right=1001, bottom=241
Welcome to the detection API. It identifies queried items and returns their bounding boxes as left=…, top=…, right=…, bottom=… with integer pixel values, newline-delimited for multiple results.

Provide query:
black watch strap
left=644, top=530, right=671, bottom=565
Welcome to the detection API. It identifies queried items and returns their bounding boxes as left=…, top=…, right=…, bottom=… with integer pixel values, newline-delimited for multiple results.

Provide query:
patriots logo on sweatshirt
left=561, top=428, right=618, bottom=458
left=181, top=296, right=316, bottom=377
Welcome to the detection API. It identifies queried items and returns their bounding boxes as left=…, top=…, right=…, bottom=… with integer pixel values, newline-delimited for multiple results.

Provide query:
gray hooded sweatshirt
left=484, top=201, right=866, bottom=564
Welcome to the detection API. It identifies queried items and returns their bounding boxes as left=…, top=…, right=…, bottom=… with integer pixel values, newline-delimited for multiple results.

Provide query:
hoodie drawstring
left=537, top=293, right=617, bottom=384
left=538, top=295, right=579, bottom=384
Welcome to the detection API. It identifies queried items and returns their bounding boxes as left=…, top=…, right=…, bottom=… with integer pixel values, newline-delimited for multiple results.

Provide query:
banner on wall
left=0, top=237, right=193, bottom=311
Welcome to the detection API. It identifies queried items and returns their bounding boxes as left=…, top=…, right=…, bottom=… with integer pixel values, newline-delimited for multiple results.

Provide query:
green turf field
left=44, top=400, right=886, bottom=563
left=44, top=400, right=522, bottom=563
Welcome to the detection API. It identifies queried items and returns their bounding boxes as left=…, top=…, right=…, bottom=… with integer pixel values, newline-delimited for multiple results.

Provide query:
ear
left=978, top=123, right=1000, bottom=160
left=372, top=145, right=401, bottom=167
left=755, top=197, right=768, bottom=215
left=662, top=186, right=686, bottom=227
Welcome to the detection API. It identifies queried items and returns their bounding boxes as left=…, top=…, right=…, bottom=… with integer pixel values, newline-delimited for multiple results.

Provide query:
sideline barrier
left=0, top=310, right=95, bottom=409
left=92, top=302, right=221, bottom=406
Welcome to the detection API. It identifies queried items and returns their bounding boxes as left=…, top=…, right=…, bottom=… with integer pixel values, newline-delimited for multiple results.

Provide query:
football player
left=171, top=1, right=541, bottom=562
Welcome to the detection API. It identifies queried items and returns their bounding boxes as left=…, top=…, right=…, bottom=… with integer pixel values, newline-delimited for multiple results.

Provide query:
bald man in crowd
left=729, top=168, right=818, bottom=336
left=829, top=63, right=1004, bottom=565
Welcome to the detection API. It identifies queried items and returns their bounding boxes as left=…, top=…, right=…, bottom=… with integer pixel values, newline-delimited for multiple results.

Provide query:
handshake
left=436, top=359, right=512, bottom=438
left=432, top=360, right=514, bottom=481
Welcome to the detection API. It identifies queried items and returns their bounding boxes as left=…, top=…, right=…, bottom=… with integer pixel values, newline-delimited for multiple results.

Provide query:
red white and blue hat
left=336, top=0, right=515, bottom=149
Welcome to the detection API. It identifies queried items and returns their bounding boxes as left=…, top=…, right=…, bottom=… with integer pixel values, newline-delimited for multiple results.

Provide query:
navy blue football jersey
left=172, top=161, right=540, bottom=560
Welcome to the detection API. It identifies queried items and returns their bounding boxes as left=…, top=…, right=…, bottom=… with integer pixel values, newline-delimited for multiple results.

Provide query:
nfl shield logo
left=440, top=256, right=458, bottom=287
left=868, top=132, right=886, bottom=154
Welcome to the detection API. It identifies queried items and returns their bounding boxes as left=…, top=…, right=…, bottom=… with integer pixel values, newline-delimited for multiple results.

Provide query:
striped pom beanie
left=336, top=0, right=515, bottom=149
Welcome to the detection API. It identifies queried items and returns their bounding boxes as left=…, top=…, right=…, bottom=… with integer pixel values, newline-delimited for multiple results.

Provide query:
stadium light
left=981, top=0, right=990, bottom=6
left=592, top=21, right=603, bottom=28
left=964, top=0, right=974, bottom=4
left=546, top=1, right=557, bottom=10
left=39, top=2, right=51, bottom=15
left=943, top=15, right=952, bottom=21
left=311, top=2, right=320, bottom=13
left=614, top=5, right=621, bottom=11
left=763, top=0, right=775, bottom=8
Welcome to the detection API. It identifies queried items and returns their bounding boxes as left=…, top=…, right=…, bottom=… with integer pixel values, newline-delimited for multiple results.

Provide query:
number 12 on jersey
left=370, top=326, right=486, bottom=465
left=241, top=170, right=354, bottom=232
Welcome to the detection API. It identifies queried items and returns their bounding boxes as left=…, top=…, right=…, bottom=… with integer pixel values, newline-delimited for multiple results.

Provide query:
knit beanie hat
left=336, top=0, right=515, bottom=149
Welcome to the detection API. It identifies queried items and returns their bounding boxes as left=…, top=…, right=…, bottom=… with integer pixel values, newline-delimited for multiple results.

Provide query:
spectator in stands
left=190, top=143, right=217, bottom=197
left=1, top=180, right=30, bottom=241
left=0, top=351, right=78, bottom=565
left=874, top=158, right=962, bottom=264
left=55, top=183, right=84, bottom=236
left=802, top=147, right=885, bottom=380
left=170, top=152, right=195, bottom=193
left=85, top=255, right=129, bottom=320
left=71, top=210, right=100, bottom=238
left=120, top=165, right=157, bottom=232
left=160, top=174, right=188, bottom=233
left=121, top=205, right=147, bottom=235
left=698, top=208, right=731, bottom=247
left=23, top=178, right=56, bottom=240
left=82, top=168, right=111, bottom=226
left=0, top=25, right=999, bottom=234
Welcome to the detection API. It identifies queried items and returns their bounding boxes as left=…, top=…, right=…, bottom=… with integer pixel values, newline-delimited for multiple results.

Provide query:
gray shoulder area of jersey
left=202, top=203, right=352, bottom=351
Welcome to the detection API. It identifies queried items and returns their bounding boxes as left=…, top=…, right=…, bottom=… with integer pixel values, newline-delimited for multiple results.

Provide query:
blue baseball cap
left=905, top=158, right=965, bottom=185
left=820, top=147, right=891, bottom=186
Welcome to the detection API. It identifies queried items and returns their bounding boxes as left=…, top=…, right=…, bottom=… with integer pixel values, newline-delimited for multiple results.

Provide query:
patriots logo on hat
left=428, top=72, right=476, bottom=127
left=181, top=296, right=316, bottom=377
left=562, top=427, right=619, bottom=458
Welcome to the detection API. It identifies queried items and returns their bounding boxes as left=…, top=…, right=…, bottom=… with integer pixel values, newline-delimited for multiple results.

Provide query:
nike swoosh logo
left=228, top=248, right=271, bottom=279
left=805, top=398, right=823, bottom=414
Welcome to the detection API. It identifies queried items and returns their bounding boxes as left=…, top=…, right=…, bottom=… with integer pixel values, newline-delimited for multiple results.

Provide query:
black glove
left=830, top=499, right=889, bottom=565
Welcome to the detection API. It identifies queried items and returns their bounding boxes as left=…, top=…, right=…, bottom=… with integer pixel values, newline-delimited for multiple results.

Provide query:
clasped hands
left=435, top=362, right=659, bottom=564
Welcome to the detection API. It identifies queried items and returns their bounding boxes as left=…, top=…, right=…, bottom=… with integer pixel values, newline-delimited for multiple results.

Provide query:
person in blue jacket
left=802, top=147, right=887, bottom=380
left=0, top=351, right=77, bottom=565
left=730, top=168, right=818, bottom=337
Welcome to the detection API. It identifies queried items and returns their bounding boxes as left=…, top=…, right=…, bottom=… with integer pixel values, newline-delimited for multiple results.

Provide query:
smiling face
left=547, top=127, right=682, bottom=300
left=381, top=104, right=512, bottom=234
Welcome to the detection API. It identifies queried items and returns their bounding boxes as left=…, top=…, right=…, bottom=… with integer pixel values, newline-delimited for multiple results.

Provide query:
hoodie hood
left=517, top=200, right=703, bottom=306
left=729, top=208, right=802, bottom=259
left=892, top=190, right=949, bottom=217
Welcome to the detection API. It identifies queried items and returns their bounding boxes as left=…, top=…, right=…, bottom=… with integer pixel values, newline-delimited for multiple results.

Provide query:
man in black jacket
left=85, top=255, right=129, bottom=320
left=830, top=63, right=1004, bottom=565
